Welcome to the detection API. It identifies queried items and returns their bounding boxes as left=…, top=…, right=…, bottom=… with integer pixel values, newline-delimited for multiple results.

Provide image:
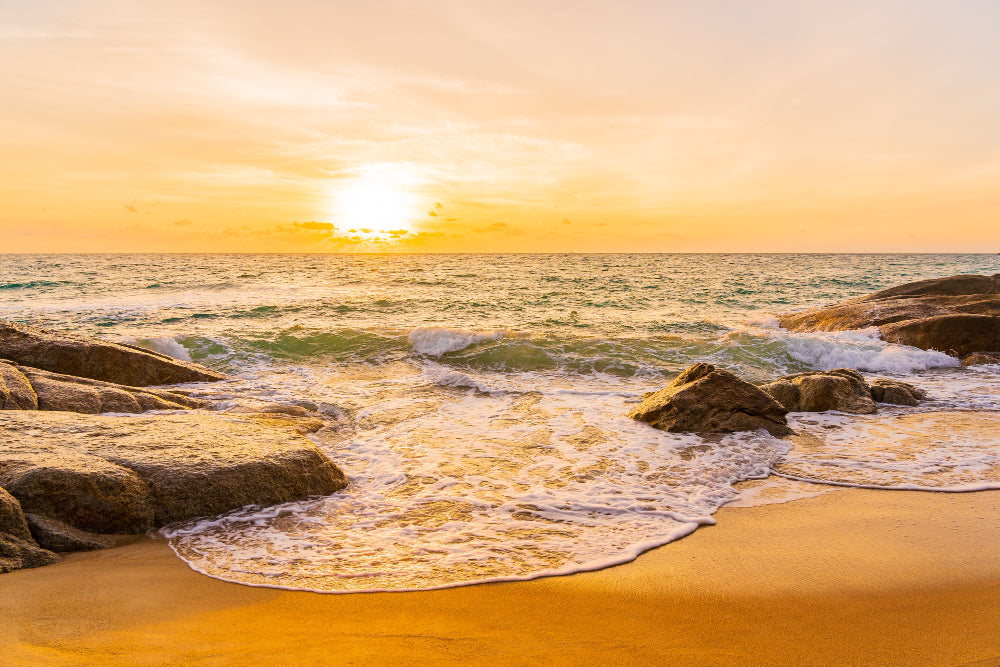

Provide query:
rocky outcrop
left=961, top=352, right=1000, bottom=367
left=0, top=362, right=38, bottom=410
left=1, top=487, right=60, bottom=573
left=0, top=321, right=227, bottom=386
left=24, top=513, right=114, bottom=552
left=11, top=363, right=209, bottom=413
left=760, top=369, right=877, bottom=414
left=777, top=274, right=1000, bottom=360
left=761, top=370, right=927, bottom=413
left=880, top=315, right=1000, bottom=360
left=0, top=440, right=154, bottom=533
left=0, top=411, right=348, bottom=533
left=628, top=363, right=792, bottom=437
left=1, top=486, right=33, bottom=542
left=869, top=379, right=927, bottom=406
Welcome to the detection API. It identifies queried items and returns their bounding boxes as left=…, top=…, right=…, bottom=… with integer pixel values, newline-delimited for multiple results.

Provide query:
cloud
left=172, top=219, right=192, bottom=226
left=123, top=205, right=137, bottom=213
left=293, top=221, right=336, bottom=230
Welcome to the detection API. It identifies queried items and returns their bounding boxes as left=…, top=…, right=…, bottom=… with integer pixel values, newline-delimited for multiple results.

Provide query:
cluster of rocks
left=1, top=322, right=348, bottom=574
left=760, top=369, right=925, bottom=414
left=630, top=273, right=998, bottom=437
left=777, top=273, right=1000, bottom=364
left=628, top=364, right=925, bottom=437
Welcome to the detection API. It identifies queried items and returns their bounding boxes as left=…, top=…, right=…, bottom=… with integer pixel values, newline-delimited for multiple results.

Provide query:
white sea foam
left=163, top=372, right=791, bottom=593
left=419, top=363, right=500, bottom=394
left=773, top=328, right=959, bottom=374
left=136, top=335, right=192, bottom=361
left=746, top=312, right=781, bottom=329
left=407, top=326, right=505, bottom=356
left=776, top=409, right=1000, bottom=491
left=727, top=476, right=833, bottom=507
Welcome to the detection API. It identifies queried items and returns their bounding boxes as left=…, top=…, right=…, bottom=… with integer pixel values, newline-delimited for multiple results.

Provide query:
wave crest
left=407, top=326, right=505, bottom=356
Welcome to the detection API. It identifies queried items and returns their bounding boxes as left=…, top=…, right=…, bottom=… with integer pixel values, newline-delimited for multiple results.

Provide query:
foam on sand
left=163, top=381, right=790, bottom=593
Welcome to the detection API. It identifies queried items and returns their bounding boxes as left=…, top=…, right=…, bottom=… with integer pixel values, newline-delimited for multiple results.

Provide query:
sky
left=2, top=0, right=999, bottom=253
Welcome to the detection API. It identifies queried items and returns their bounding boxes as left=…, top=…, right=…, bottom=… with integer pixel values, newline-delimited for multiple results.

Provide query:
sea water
left=1, top=253, right=998, bottom=592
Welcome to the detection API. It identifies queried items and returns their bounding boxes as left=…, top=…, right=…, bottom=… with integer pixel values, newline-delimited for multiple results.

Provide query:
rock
left=870, top=379, right=927, bottom=406
left=238, top=403, right=312, bottom=417
left=0, top=487, right=60, bottom=573
left=962, top=352, right=1000, bottom=367
left=879, top=315, right=1000, bottom=359
left=1, top=486, right=32, bottom=542
left=0, top=362, right=38, bottom=410
left=0, top=411, right=348, bottom=532
left=24, top=513, right=114, bottom=552
left=760, top=369, right=877, bottom=414
left=628, top=363, right=792, bottom=437
left=0, top=442, right=156, bottom=533
left=0, top=533, right=61, bottom=573
left=16, top=365, right=208, bottom=414
left=246, top=413, right=328, bottom=435
left=0, top=321, right=228, bottom=386
left=778, top=274, right=1000, bottom=358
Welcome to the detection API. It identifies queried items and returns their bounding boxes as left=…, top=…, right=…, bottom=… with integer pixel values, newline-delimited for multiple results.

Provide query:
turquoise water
left=2, top=253, right=998, bottom=591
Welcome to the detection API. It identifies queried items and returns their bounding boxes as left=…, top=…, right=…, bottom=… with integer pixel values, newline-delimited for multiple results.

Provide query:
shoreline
left=3, top=487, right=999, bottom=666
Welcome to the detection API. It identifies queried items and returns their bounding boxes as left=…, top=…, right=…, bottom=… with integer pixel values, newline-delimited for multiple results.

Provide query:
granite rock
left=0, top=411, right=348, bottom=532
left=0, top=321, right=227, bottom=386
left=870, top=378, right=927, bottom=406
left=778, top=274, right=1000, bottom=358
left=628, top=363, right=792, bottom=437
left=760, top=369, right=877, bottom=414
left=25, top=513, right=114, bottom=552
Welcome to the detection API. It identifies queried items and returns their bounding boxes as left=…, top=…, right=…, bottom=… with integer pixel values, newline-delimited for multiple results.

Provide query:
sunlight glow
left=332, top=166, right=422, bottom=236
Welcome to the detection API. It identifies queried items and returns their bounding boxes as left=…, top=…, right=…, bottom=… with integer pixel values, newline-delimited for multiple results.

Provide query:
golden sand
left=2, top=488, right=999, bottom=666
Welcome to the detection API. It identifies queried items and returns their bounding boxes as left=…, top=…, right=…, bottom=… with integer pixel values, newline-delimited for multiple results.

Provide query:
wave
left=722, top=327, right=960, bottom=376
left=133, top=335, right=193, bottom=362
left=408, top=326, right=506, bottom=356
left=138, top=322, right=964, bottom=384
left=0, top=280, right=73, bottom=290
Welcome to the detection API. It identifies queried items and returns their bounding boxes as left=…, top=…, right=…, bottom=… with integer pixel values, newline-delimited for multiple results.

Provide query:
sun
left=332, top=166, right=422, bottom=235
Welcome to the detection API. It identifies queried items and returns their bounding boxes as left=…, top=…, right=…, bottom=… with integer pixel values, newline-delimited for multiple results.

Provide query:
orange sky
left=2, top=1, right=999, bottom=252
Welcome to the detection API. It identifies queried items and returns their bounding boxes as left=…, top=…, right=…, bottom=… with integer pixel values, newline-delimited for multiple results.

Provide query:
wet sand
left=2, top=488, right=999, bottom=666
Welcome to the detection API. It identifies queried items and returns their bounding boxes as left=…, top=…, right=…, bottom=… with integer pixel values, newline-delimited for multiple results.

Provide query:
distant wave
left=407, top=326, right=505, bottom=356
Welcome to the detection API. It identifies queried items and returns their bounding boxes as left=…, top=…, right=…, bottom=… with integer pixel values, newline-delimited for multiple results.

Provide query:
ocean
left=2, top=253, right=999, bottom=592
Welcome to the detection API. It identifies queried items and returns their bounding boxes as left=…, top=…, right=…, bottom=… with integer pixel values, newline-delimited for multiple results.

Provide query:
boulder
left=0, top=487, right=60, bottom=573
left=0, top=442, right=155, bottom=533
left=760, top=369, right=877, bottom=414
left=0, top=321, right=228, bottom=386
left=628, top=363, right=792, bottom=437
left=0, top=533, right=61, bottom=573
left=0, top=411, right=348, bottom=533
left=24, top=513, right=114, bottom=552
left=962, top=352, right=1000, bottom=367
left=15, top=365, right=209, bottom=414
left=879, top=315, right=1000, bottom=359
left=0, top=486, right=32, bottom=541
left=870, top=379, right=927, bottom=406
left=778, top=274, right=1000, bottom=358
left=0, top=362, right=38, bottom=410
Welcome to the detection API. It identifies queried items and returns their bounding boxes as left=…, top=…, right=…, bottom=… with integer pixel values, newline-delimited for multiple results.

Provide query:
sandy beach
left=3, top=487, right=998, bottom=666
